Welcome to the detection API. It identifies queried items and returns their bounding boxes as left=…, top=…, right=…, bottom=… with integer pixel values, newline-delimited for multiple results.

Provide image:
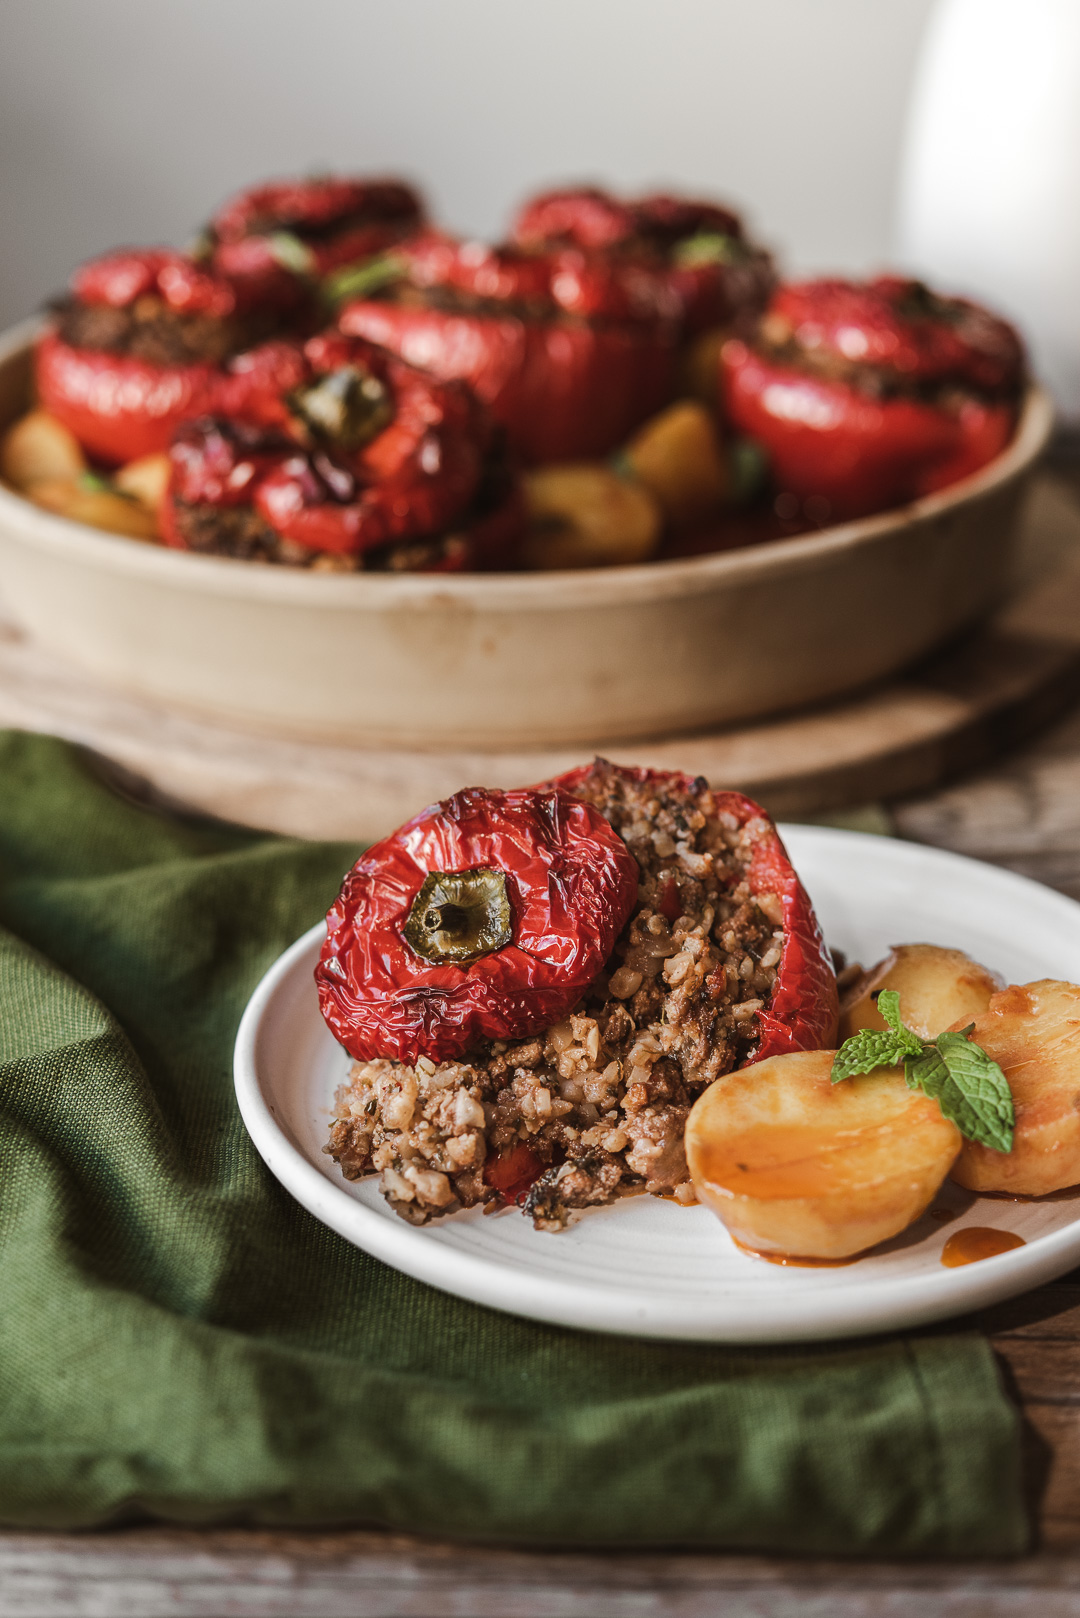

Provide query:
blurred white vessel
left=896, top=0, right=1080, bottom=420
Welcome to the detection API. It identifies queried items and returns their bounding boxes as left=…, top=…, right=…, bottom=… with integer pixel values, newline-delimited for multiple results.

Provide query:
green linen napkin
left=0, top=731, right=1026, bottom=1552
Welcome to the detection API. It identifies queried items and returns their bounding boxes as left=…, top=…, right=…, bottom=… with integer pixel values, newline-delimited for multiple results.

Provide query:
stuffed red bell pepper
left=162, top=331, right=524, bottom=571
left=720, top=276, right=1025, bottom=522
left=337, top=230, right=678, bottom=464
left=36, top=247, right=304, bottom=465
left=321, top=757, right=838, bottom=1229
left=207, top=174, right=424, bottom=284
left=511, top=185, right=775, bottom=336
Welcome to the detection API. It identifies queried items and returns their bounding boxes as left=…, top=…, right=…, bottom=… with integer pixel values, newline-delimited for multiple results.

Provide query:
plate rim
left=234, top=826, right=1080, bottom=1342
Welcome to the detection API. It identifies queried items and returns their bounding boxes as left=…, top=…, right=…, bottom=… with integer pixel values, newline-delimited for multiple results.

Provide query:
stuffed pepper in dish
left=337, top=231, right=678, bottom=464
left=511, top=185, right=775, bottom=336
left=162, top=331, right=523, bottom=571
left=36, top=247, right=303, bottom=464
left=207, top=173, right=424, bottom=283
left=720, top=276, right=1025, bottom=521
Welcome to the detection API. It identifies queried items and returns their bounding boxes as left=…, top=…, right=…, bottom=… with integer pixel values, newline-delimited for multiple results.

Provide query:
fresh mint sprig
left=322, top=252, right=407, bottom=308
left=831, top=990, right=1014, bottom=1153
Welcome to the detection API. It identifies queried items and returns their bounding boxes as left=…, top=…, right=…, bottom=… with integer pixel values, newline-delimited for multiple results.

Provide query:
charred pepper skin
left=510, top=185, right=775, bottom=337
left=35, top=247, right=303, bottom=465
left=316, top=786, right=640, bottom=1066
left=339, top=230, right=677, bottom=465
left=163, top=331, right=523, bottom=566
left=546, top=762, right=839, bottom=1064
left=721, top=276, right=1025, bottom=521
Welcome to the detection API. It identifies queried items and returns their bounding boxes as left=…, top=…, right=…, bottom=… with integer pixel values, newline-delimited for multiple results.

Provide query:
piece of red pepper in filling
left=482, top=1141, right=544, bottom=1205
left=546, top=762, right=839, bottom=1063
left=338, top=230, right=678, bottom=465
left=162, top=330, right=523, bottom=566
left=510, top=186, right=775, bottom=337
left=720, top=276, right=1024, bottom=521
left=35, top=247, right=303, bottom=465
left=316, top=786, right=640, bottom=1066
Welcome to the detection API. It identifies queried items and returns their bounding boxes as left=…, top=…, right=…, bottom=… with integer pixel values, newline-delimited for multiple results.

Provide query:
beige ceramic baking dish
left=0, top=321, right=1053, bottom=749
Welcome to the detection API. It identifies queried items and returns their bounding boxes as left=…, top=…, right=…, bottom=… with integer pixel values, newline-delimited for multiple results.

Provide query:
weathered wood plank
left=7, top=1530, right=1080, bottom=1618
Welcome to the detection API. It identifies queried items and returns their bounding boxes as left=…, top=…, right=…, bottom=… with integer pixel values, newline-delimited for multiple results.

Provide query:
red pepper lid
left=316, top=786, right=640, bottom=1064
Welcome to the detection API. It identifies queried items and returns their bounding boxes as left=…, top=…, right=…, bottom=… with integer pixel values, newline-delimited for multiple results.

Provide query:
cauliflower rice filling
left=326, top=761, right=784, bottom=1230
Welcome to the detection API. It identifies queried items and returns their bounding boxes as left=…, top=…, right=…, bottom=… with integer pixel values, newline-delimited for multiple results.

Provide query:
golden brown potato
left=839, top=944, right=1003, bottom=1043
left=522, top=465, right=661, bottom=569
left=27, top=478, right=160, bottom=542
left=680, top=327, right=727, bottom=408
left=952, top=980, right=1080, bottom=1195
left=686, top=1048, right=961, bottom=1259
left=0, top=410, right=87, bottom=490
left=114, top=453, right=171, bottom=513
left=622, top=401, right=729, bottom=526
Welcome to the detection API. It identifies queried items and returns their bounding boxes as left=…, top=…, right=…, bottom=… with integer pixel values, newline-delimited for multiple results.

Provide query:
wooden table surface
left=11, top=537, right=1080, bottom=1616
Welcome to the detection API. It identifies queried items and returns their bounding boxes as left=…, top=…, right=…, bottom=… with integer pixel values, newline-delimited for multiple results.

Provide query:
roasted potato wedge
left=27, top=478, right=160, bottom=542
left=522, top=464, right=661, bottom=569
left=681, top=327, right=726, bottom=409
left=952, top=980, right=1080, bottom=1195
left=114, top=453, right=171, bottom=513
left=622, top=401, right=729, bottom=526
left=839, top=944, right=1003, bottom=1042
left=686, top=1048, right=961, bottom=1259
left=0, top=410, right=87, bottom=490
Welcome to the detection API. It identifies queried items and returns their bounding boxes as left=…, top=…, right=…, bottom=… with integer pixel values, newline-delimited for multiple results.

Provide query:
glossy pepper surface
left=35, top=247, right=302, bottom=464
left=210, top=175, right=424, bottom=279
left=163, top=331, right=521, bottom=565
left=339, top=231, right=677, bottom=464
left=547, top=762, right=840, bottom=1064
left=721, top=276, right=1024, bottom=521
left=316, top=785, right=640, bottom=1065
left=511, top=186, right=775, bottom=336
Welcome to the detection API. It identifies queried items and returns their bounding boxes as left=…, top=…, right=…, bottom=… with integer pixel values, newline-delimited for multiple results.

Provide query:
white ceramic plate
left=234, top=827, right=1080, bottom=1342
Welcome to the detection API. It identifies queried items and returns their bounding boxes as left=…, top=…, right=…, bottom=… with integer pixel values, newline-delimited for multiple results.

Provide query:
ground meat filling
left=169, top=496, right=469, bottom=571
left=756, top=306, right=1018, bottom=406
left=241, top=203, right=413, bottom=244
left=55, top=297, right=277, bottom=368
left=326, top=760, right=786, bottom=1230
left=378, top=283, right=646, bottom=330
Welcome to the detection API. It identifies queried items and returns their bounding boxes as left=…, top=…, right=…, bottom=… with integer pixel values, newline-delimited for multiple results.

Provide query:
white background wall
left=0, top=0, right=936, bottom=328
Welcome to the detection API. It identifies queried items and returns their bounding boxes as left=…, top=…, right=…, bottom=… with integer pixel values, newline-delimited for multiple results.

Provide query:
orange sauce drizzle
left=940, top=1227, right=1026, bottom=1267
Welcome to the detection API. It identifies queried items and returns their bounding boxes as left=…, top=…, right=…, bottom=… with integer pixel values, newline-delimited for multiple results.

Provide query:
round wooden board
left=2, top=475, right=1079, bottom=841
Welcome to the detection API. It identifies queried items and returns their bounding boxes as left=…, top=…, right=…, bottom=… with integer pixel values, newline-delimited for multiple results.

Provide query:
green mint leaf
left=904, top=1032, right=1014, bottom=1153
left=831, top=1027, right=918, bottom=1083
left=265, top=231, right=317, bottom=276
left=672, top=231, right=741, bottom=268
left=903, top=1044, right=949, bottom=1099
left=77, top=472, right=112, bottom=494
left=831, top=989, right=925, bottom=1083
left=728, top=437, right=769, bottom=505
left=186, top=229, right=215, bottom=264
left=936, top=1029, right=1014, bottom=1153
left=322, top=252, right=406, bottom=307
left=876, top=990, right=903, bottom=1036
